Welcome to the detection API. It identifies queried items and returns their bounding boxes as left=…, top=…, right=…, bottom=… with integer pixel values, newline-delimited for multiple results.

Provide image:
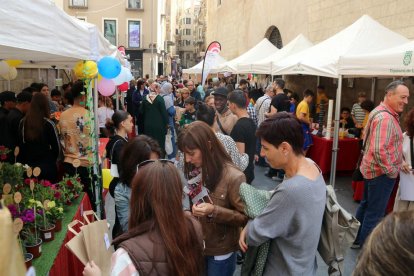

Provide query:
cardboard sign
left=3, top=183, right=11, bottom=195
left=26, top=167, right=33, bottom=178
left=13, top=218, right=24, bottom=234
left=14, top=146, right=19, bottom=157
left=14, top=192, right=22, bottom=204
left=33, top=167, right=41, bottom=177
left=73, top=159, right=81, bottom=168
left=29, top=180, right=35, bottom=191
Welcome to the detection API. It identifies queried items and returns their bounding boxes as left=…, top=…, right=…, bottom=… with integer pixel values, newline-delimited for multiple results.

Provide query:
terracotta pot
left=39, top=224, right=56, bottom=242
left=24, top=238, right=42, bottom=258
left=54, top=219, right=62, bottom=232
left=25, top=253, right=33, bottom=269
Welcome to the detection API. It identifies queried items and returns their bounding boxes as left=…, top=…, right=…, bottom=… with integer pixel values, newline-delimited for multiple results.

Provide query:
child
left=179, top=96, right=196, bottom=128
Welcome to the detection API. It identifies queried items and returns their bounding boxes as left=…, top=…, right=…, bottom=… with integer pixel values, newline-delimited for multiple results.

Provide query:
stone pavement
left=104, top=165, right=361, bottom=276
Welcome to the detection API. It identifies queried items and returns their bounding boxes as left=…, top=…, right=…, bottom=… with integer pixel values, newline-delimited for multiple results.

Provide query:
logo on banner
left=403, top=51, right=412, bottom=66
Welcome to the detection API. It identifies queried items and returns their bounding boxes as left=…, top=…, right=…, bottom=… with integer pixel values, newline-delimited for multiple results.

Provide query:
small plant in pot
left=20, top=211, right=43, bottom=259
left=38, top=200, right=56, bottom=242
left=57, top=175, right=83, bottom=205
left=46, top=201, right=64, bottom=232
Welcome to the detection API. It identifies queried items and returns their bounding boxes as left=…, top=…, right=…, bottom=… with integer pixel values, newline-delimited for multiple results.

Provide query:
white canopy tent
left=339, top=40, right=414, bottom=76
left=273, top=15, right=409, bottom=77
left=217, top=38, right=280, bottom=73
left=237, top=34, right=313, bottom=74
left=182, top=54, right=227, bottom=74
left=0, top=0, right=122, bottom=68
left=273, top=15, right=409, bottom=187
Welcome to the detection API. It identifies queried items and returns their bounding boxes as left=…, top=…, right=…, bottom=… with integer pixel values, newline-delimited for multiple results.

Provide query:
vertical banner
left=201, top=41, right=221, bottom=86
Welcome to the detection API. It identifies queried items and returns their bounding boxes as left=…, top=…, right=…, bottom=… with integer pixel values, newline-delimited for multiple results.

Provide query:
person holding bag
left=178, top=121, right=247, bottom=276
left=83, top=160, right=204, bottom=276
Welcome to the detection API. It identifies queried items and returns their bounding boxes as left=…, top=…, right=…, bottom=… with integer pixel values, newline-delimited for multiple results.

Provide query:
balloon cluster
left=73, top=56, right=133, bottom=97
left=0, top=60, right=22, bottom=80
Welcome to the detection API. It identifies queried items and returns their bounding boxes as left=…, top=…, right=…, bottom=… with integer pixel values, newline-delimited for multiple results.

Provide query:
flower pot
left=25, top=253, right=33, bottom=269
left=39, top=224, right=56, bottom=242
left=24, top=238, right=42, bottom=259
left=54, top=219, right=62, bottom=232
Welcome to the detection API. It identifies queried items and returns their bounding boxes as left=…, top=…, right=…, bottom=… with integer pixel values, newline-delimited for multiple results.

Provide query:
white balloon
left=0, top=61, right=10, bottom=75
left=112, top=66, right=128, bottom=85
left=1, top=66, right=17, bottom=80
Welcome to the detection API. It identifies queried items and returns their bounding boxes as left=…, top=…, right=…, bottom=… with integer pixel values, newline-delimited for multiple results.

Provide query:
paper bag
left=65, top=220, right=88, bottom=265
left=82, top=211, right=114, bottom=275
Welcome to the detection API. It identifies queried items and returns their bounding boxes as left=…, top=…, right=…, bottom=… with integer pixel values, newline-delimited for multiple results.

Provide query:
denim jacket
left=114, top=182, right=131, bottom=233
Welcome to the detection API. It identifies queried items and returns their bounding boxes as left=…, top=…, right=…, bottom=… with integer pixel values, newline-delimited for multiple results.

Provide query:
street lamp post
left=150, top=0, right=154, bottom=79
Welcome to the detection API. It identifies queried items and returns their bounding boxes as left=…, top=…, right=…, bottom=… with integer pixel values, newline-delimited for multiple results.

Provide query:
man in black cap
left=3, top=91, right=32, bottom=161
left=212, top=87, right=238, bottom=135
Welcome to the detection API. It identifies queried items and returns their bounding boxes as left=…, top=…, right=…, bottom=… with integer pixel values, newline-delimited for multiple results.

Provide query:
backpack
left=318, top=184, right=360, bottom=275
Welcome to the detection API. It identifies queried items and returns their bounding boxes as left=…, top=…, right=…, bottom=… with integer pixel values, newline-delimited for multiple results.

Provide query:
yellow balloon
left=5, top=60, right=23, bottom=67
left=97, top=74, right=103, bottom=81
left=73, top=60, right=85, bottom=78
left=83, top=60, right=98, bottom=79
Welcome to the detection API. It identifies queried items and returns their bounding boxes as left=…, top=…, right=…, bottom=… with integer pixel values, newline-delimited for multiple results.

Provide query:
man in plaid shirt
left=353, top=80, right=409, bottom=248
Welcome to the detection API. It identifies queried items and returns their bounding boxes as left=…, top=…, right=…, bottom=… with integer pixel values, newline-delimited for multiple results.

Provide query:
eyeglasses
left=136, top=159, right=174, bottom=173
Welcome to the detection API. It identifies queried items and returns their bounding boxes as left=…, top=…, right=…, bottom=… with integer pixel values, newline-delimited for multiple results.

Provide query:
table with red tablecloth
left=307, top=134, right=361, bottom=175
left=39, top=194, right=93, bottom=276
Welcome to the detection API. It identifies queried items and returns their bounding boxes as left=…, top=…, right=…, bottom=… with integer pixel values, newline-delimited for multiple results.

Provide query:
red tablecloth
left=49, top=194, right=93, bottom=276
left=307, top=135, right=361, bottom=175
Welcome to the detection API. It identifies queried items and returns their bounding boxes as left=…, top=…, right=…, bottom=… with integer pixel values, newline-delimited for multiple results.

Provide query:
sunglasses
left=136, top=159, right=174, bottom=173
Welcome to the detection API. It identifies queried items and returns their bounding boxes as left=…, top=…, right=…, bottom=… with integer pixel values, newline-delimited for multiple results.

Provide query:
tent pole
left=92, top=77, right=103, bottom=219
left=370, top=77, right=376, bottom=102
left=329, top=75, right=342, bottom=188
left=116, top=89, right=120, bottom=110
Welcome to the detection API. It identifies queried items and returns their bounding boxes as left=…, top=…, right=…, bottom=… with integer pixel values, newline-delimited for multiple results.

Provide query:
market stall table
left=32, top=193, right=92, bottom=276
left=307, top=134, right=361, bottom=175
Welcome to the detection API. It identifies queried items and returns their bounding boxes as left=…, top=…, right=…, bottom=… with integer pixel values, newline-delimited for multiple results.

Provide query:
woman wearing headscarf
left=160, top=82, right=177, bottom=159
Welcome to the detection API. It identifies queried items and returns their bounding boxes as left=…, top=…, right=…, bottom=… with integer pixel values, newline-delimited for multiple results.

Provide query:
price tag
left=30, top=180, right=35, bottom=191
left=14, top=146, right=20, bottom=157
left=33, top=167, right=41, bottom=177
left=73, top=159, right=81, bottom=168
left=45, top=232, right=52, bottom=239
left=13, top=218, right=24, bottom=234
left=27, top=167, right=33, bottom=178
left=3, top=183, right=11, bottom=195
left=14, top=192, right=22, bottom=204
left=104, top=233, right=110, bottom=250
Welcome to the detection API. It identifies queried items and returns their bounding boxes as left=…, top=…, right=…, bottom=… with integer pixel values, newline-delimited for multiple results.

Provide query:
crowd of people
left=1, top=74, right=413, bottom=275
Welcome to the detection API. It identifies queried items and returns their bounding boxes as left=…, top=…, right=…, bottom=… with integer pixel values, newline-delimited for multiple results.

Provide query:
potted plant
left=46, top=201, right=64, bottom=232
left=19, top=209, right=43, bottom=259
left=58, top=175, right=83, bottom=205
left=37, top=200, right=56, bottom=242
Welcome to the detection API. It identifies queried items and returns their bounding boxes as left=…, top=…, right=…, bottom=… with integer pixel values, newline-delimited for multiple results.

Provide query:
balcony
left=69, top=0, right=87, bottom=8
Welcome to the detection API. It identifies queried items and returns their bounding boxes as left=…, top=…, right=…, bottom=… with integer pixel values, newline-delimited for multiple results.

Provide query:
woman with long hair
left=112, top=135, right=161, bottom=238
left=83, top=161, right=204, bottom=276
left=178, top=121, right=247, bottom=276
left=18, top=93, right=60, bottom=182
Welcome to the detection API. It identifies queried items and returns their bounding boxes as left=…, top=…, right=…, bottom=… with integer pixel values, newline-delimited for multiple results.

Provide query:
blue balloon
left=97, top=56, right=121, bottom=79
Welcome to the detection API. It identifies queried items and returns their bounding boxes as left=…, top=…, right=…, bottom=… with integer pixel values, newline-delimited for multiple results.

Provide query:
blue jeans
left=355, top=174, right=396, bottom=245
left=205, top=253, right=236, bottom=276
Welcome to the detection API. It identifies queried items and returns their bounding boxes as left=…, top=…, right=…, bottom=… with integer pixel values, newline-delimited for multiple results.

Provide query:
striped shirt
left=351, top=103, right=366, bottom=125
left=360, top=102, right=403, bottom=179
left=255, top=95, right=272, bottom=126
left=247, top=102, right=258, bottom=126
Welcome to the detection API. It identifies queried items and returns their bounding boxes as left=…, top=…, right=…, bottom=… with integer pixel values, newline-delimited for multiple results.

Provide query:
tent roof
left=339, top=40, right=414, bottom=76
left=273, top=15, right=409, bottom=78
left=217, top=38, right=280, bottom=73
left=0, top=0, right=122, bottom=68
left=182, top=54, right=227, bottom=74
left=237, top=34, right=313, bottom=74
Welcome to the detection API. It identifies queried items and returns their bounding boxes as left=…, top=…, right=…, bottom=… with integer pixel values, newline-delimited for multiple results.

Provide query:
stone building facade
left=205, top=0, right=414, bottom=113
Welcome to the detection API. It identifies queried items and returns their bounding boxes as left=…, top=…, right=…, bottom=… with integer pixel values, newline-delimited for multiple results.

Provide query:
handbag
left=352, top=110, right=392, bottom=181
left=165, top=128, right=173, bottom=155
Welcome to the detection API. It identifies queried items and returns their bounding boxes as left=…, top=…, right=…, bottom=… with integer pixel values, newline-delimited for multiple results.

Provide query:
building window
left=69, top=0, right=87, bottom=8
left=265, top=25, right=283, bottom=49
left=185, top=29, right=191, bottom=35
left=186, top=40, right=191, bottom=46
left=128, top=20, right=141, bottom=48
left=104, top=19, right=117, bottom=46
left=186, top=18, right=191, bottom=24
left=186, top=53, right=191, bottom=60
left=127, top=0, right=142, bottom=9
